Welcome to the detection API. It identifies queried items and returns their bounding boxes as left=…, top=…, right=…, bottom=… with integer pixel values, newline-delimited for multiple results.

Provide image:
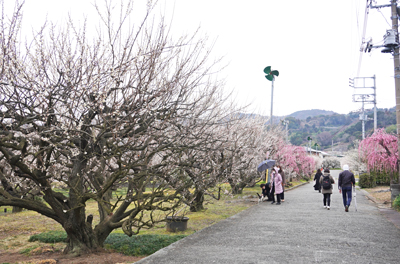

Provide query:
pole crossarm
left=352, top=94, right=375, bottom=103
left=350, top=76, right=376, bottom=89
left=370, top=4, right=392, bottom=9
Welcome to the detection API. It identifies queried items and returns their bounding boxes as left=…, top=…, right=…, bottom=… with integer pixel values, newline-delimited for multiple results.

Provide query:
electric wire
left=353, top=0, right=361, bottom=77
left=356, top=0, right=371, bottom=78
left=375, top=2, right=391, bottom=27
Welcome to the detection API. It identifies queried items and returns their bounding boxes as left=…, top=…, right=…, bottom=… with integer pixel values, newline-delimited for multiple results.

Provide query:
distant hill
left=283, top=107, right=396, bottom=153
left=288, top=109, right=337, bottom=120
left=238, top=107, right=396, bottom=153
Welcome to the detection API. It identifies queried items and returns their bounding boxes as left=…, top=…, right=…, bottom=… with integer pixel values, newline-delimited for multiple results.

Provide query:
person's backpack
left=322, top=175, right=332, bottom=190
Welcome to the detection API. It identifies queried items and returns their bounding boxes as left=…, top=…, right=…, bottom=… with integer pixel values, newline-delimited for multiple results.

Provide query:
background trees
left=341, top=140, right=367, bottom=175
left=321, top=157, right=341, bottom=170
left=317, top=131, right=333, bottom=148
left=222, top=117, right=285, bottom=194
left=273, top=143, right=315, bottom=182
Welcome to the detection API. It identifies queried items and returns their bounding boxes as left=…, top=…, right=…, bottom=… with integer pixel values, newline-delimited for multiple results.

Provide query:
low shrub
left=393, top=195, right=400, bottom=211
left=358, top=173, right=376, bottom=188
left=28, top=231, right=187, bottom=256
left=104, top=234, right=186, bottom=256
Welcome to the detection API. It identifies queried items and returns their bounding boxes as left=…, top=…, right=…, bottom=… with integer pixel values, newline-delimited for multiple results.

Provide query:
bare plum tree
left=0, top=0, right=232, bottom=255
left=222, top=116, right=285, bottom=194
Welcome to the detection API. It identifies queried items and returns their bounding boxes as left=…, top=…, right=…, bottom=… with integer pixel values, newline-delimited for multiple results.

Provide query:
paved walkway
left=136, top=171, right=400, bottom=264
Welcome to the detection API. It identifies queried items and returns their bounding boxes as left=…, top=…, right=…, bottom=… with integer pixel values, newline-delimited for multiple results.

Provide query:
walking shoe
left=281, top=199, right=285, bottom=202
left=327, top=206, right=330, bottom=210
left=271, top=201, right=275, bottom=204
left=276, top=202, right=281, bottom=205
left=323, top=206, right=327, bottom=209
left=345, top=205, right=349, bottom=212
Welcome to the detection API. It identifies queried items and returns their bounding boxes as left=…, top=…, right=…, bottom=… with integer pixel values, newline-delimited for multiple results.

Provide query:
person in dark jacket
left=338, top=164, right=356, bottom=212
left=313, top=169, right=323, bottom=192
left=258, top=183, right=271, bottom=201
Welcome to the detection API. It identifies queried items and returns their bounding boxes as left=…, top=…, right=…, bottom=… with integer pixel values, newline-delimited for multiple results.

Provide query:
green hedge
left=358, top=173, right=376, bottom=188
left=29, top=231, right=187, bottom=256
left=393, top=195, right=400, bottom=211
left=372, top=171, right=391, bottom=185
left=358, top=171, right=391, bottom=188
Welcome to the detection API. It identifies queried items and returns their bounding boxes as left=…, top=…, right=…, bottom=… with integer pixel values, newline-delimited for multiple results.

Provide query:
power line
left=356, top=0, right=371, bottom=77
left=376, top=7, right=391, bottom=27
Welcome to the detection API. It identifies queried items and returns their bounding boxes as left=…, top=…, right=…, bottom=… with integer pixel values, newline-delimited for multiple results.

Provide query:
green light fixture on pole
left=313, top=143, right=319, bottom=151
left=264, top=66, right=279, bottom=126
left=307, top=136, right=312, bottom=155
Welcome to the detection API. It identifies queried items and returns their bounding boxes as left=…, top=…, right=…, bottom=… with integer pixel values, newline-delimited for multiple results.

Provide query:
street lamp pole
left=263, top=66, right=279, bottom=127
left=270, top=78, right=274, bottom=127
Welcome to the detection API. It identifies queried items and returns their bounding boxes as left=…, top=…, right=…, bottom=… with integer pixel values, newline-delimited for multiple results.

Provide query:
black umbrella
left=257, top=159, right=276, bottom=172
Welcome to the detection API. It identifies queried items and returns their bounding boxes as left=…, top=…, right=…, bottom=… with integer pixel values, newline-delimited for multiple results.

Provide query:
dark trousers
left=276, top=192, right=281, bottom=203
left=342, top=186, right=352, bottom=207
left=323, top=193, right=331, bottom=206
left=270, top=184, right=275, bottom=202
left=280, top=185, right=285, bottom=200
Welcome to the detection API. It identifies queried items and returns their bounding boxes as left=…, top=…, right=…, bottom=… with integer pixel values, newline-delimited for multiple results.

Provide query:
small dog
left=257, top=193, right=266, bottom=204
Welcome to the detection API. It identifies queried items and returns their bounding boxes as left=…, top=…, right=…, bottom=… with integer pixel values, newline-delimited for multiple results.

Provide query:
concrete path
left=136, top=171, right=400, bottom=264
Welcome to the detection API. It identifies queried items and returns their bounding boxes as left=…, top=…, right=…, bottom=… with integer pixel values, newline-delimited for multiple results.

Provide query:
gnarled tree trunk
left=189, top=190, right=204, bottom=212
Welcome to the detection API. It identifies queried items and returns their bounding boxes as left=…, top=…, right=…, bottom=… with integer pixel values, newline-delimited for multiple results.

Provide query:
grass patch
left=19, top=245, right=39, bottom=255
left=29, top=231, right=68, bottom=243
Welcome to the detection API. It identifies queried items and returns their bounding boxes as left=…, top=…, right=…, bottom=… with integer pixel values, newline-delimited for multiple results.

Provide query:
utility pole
left=391, top=0, right=400, bottom=179
left=367, top=1, right=400, bottom=203
left=373, top=75, right=377, bottom=130
left=391, top=0, right=400, bottom=196
left=360, top=95, right=370, bottom=139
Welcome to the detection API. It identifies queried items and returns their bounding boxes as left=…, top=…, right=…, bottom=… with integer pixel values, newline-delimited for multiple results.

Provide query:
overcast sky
left=16, top=0, right=398, bottom=117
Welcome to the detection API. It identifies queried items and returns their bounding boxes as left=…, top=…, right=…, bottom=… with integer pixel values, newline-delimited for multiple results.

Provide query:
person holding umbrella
left=338, top=164, right=356, bottom=212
